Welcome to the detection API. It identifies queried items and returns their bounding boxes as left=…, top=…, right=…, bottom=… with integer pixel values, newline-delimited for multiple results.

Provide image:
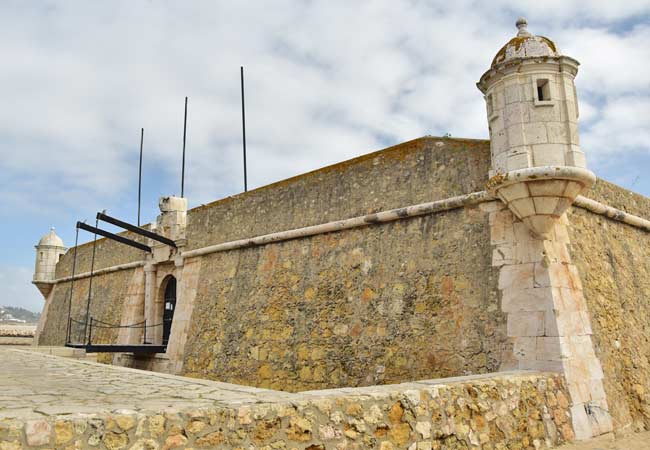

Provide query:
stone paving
left=0, top=347, right=292, bottom=421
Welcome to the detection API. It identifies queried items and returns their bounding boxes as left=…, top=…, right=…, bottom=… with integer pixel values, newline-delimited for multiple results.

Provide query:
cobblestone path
left=1, top=347, right=648, bottom=449
left=0, top=347, right=290, bottom=420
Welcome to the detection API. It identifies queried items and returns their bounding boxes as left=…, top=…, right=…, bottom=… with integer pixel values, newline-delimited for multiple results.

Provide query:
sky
left=1, top=1, right=649, bottom=313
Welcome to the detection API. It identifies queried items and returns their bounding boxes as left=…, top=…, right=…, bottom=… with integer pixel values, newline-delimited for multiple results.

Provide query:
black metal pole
left=66, top=226, right=80, bottom=344
left=138, top=128, right=144, bottom=226
left=181, top=97, right=188, bottom=198
left=83, top=218, right=99, bottom=342
left=241, top=66, right=248, bottom=192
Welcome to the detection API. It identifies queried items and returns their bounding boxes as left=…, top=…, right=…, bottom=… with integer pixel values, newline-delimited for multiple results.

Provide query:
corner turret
left=33, top=228, right=66, bottom=297
left=478, top=18, right=595, bottom=238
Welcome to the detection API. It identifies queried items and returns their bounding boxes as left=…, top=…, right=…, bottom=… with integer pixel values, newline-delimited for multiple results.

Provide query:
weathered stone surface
left=0, top=348, right=571, bottom=450
left=568, top=179, right=650, bottom=432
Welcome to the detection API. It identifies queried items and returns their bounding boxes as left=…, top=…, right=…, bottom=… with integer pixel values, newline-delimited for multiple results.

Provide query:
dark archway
left=162, top=276, right=177, bottom=346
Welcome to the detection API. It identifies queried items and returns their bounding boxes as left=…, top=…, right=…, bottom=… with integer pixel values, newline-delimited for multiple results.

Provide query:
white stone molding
left=182, top=191, right=493, bottom=259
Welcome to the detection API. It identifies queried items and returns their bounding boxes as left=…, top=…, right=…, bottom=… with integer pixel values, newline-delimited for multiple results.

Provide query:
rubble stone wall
left=184, top=138, right=491, bottom=250
left=1, top=370, right=574, bottom=450
left=568, top=179, right=650, bottom=432
left=182, top=204, right=508, bottom=392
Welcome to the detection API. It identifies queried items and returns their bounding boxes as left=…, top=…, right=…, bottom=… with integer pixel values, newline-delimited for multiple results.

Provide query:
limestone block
left=523, top=82, right=534, bottom=101
left=510, top=197, right=536, bottom=218
left=544, top=310, right=560, bottom=336
left=492, top=245, right=514, bottom=266
left=500, top=286, right=554, bottom=312
left=568, top=123, right=580, bottom=144
left=588, top=398, right=614, bottom=435
left=565, top=100, right=578, bottom=123
left=507, top=311, right=545, bottom=337
left=504, top=102, right=528, bottom=127
left=570, top=403, right=593, bottom=441
left=505, top=83, right=522, bottom=104
left=528, top=180, right=567, bottom=197
left=507, top=123, right=526, bottom=147
left=562, top=335, right=597, bottom=360
left=533, top=197, right=560, bottom=215
left=492, top=152, right=507, bottom=174
left=490, top=210, right=515, bottom=244
left=506, top=151, right=531, bottom=171
left=563, top=356, right=604, bottom=382
left=556, top=287, right=587, bottom=312
left=525, top=122, right=548, bottom=145
left=543, top=241, right=571, bottom=264
left=535, top=336, right=566, bottom=360
left=498, top=263, right=535, bottom=291
left=566, top=146, right=587, bottom=168
left=489, top=113, right=505, bottom=134
left=530, top=102, right=560, bottom=122
left=491, top=129, right=508, bottom=154
left=498, top=182, right=530, bottom=202
left=546, top=122, right=569, bottom=144
left=513, top=221, right=536, bottom=242
left=567, top=381, right=595, bottom=405
left=159, top=196, right=187, bottom=212
left=514, top=239, right=545, bottom=264
left=518, top=359, right=564, bottom=372
left=531, top=143, right=565, bottom=166
left=513, top=336, right=536, bottom=360
left=494, top=89, right=506, bottom=110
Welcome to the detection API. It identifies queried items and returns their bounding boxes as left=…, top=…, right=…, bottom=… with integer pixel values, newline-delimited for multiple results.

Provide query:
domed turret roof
left=38, top=228, right=65, bottom=247
left=491, top=18, right=559, bottom=67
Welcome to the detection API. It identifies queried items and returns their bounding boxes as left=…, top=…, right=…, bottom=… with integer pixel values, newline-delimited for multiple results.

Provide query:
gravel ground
left=557, top=430, right=650, bottom=450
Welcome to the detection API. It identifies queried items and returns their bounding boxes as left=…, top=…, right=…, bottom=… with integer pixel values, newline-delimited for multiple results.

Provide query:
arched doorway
left=162, top=276, right=177, bottom=346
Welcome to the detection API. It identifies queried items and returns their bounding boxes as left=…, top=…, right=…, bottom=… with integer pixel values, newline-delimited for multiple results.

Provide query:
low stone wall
left=1, top=371, right=573, bottom=450
left=0, top=325, right=35, bottom=346
left=0, top=325, right=35, bottom=338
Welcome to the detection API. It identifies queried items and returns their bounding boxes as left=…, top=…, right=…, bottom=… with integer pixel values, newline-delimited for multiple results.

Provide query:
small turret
left=477, top=18, right=595, bottom=238
left=33, top=228, right=66, bottom=297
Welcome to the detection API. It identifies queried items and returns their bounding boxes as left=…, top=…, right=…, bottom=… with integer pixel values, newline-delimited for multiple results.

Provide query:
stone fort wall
left=567, top=179, right=650, bottom=433
left=37, top=230, right=147, bottom=350
left=37, top=138, right=514, bottom=390
left=180, top=138, right=510, bottom=391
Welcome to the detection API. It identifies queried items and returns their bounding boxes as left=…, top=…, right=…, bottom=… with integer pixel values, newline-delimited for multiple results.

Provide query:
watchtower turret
left=33, top=228, right=66, bottom=297
left=477, top=18, right=595, bottom=238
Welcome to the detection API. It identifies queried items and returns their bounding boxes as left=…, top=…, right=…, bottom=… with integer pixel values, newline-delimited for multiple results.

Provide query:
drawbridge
left=64, top=212, right=176, bottom=354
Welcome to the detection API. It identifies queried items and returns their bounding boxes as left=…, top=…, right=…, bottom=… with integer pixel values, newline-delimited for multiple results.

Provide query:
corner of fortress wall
left=31, top=131, right=650, bottom=444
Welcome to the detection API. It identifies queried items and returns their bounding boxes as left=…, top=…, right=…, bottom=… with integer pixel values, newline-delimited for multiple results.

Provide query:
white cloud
left=0, top=1, right=648, bottom=314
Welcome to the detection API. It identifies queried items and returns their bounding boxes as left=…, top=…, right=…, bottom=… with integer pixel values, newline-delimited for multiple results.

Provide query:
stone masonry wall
left=185, top=137, right=491, bottom=250
left=182, top=204, right=509, bottom=392
left=0, top=366, right=574, bottom=450
left=567, top=179, right=650, bottom=432
left=178, top=137, right=511, bottom=391
left=37, top=269, right=137, bottom=348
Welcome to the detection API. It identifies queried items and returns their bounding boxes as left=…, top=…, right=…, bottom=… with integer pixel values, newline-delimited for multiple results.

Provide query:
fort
left=5, top=18, right=649, bottom=449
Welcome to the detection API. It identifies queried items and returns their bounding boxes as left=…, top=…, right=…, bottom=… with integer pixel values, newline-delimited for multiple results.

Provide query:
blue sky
left=1, top=1, right=649, bottom=312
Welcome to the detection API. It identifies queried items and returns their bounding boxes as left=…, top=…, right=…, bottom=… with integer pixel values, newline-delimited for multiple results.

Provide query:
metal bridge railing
left=66, top=316, right=170, bottom=347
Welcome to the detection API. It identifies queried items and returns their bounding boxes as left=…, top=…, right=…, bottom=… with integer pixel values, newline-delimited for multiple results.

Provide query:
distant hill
left=0, top=306, right=40, bottom=324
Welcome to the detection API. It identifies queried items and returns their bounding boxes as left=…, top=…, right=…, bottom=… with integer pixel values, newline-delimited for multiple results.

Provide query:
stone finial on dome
left=516, top=17, right=531, bottom=37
